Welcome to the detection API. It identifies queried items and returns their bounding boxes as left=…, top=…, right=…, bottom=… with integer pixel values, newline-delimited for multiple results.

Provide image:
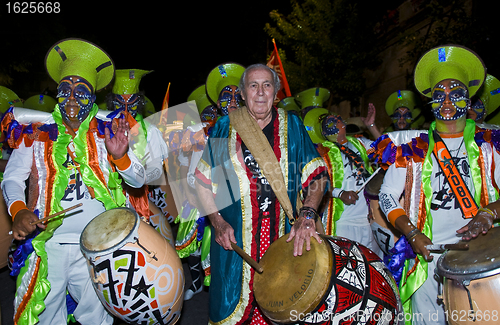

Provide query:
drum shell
left=81, top=208, right=184, bottom=325
left=442, top=274, right=500, bottom=324
left=437, top=227, right=500, bottom=325
left=254, top=235, right=403, bottom=324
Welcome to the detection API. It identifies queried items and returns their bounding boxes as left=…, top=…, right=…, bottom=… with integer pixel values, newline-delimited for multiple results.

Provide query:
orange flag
left=266, top=38, right=292, bottom=102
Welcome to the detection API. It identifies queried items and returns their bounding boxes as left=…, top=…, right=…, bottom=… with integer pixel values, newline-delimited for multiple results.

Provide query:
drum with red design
left=254, top=234, right=403, bottom=324
left=80, top=207, right=184, bottom=325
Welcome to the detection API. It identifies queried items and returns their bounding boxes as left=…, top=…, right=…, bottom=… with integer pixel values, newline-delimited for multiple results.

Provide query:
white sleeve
left=1, top=140, right=33, bottom=211
left=117, top=149, right=146, bottom=188
left=378, top=163, right=407, bottom=217
left=143, top=125, right=168, bottom=184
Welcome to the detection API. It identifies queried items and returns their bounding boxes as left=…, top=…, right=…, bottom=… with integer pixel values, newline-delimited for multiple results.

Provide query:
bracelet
left=405, top=228, right=421, bottom=241
left=299, top=206, right=320, bottom=222
left=337, top=190, right=345, bottom=199
left=477, top=207, right=497, bottom=219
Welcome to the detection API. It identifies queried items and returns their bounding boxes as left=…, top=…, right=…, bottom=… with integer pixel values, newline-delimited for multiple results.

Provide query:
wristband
left=405, top=228, right=421, bottom=241
left=299, top=206, right=320, bottom=222
left=337, top=190, right=345, bottom=199
left=477, top=207, right=496, bottom=220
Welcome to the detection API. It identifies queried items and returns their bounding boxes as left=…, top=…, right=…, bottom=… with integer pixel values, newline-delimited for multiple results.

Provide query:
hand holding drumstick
left=11, top=203, right=82, bottom=241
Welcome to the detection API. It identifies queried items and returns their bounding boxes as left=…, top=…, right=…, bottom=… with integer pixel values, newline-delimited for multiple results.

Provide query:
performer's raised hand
left=105, top=118, right=130, bottom=160
left=12, top=209, right=46, bottom=241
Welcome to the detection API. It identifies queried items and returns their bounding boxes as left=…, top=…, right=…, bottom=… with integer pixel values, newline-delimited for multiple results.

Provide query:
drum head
left=437, top=227, right=500, bottom=280
left=253, top=234, right=332, bottom=323
left=81, top=207, right=138, bottom=253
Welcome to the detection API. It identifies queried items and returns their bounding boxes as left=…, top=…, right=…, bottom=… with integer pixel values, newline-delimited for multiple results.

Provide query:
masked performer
left=385, top=90, right=424, bottom=131
left=375, top=45, right=500, bottom=324
left=2, top=38, right=146, bottom=325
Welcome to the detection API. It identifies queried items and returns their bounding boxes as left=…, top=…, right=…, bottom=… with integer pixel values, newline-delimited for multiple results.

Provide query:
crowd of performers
left=1, top=37, right=500, bottom=325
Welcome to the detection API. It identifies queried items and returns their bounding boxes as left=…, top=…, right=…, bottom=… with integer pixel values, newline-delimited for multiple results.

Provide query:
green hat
left=277, top=97, right=300, bottom=112
left=143, top=96, right=156, bottom=117
left=385, top=90, right=421, bottom=116
left=23, top=94, right=57, bottom=112
left=477, top=75, right=500, bottom=116
left=45, top=38, right=115, bottom=91
left=206, top=63, right=245, bottom=103
left=112, top=69, right=152, bottom=95
left=414, top=45, right=486, bottom=98
left=188, top=85, right=213, bottom=114
left=295, top=87, right=330, bottom=110
left=0, top=86, right=22, bottom=113
left=303, top=108, right=330, bottom=143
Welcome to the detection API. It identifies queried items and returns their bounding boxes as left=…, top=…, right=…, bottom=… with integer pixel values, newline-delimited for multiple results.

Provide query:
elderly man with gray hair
left=195, top=63, right=329, bottom=324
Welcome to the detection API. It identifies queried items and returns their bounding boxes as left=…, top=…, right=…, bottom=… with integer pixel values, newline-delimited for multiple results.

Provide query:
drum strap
left=432, top=130, right=478, bottom=218
left=229, top=107, right=298, bottom=224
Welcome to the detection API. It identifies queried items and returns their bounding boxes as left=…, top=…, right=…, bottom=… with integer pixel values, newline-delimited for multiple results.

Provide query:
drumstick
left=231, top=242, right=264, bottom=274
left=356, top=167, right=382, bottom=194
left=426, top=243, right=469, bottom=251
left=30, top=203, right=83, bottom=226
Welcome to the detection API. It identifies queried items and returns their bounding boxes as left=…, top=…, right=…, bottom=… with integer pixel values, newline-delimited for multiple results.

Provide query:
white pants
left=335, top=222, right=383, bottom=258
left=37, top=241, right=113, bottom=325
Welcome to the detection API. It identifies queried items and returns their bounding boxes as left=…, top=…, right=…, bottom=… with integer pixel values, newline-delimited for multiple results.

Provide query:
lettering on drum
left=289, top=268, right=314, bottom=302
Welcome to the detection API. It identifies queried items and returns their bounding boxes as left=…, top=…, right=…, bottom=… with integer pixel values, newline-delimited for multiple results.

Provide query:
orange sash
left=432, top=131, right=478, bottom=219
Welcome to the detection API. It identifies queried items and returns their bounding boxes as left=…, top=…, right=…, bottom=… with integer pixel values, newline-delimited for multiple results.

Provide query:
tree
left=265, top=0, right=385, bottom=106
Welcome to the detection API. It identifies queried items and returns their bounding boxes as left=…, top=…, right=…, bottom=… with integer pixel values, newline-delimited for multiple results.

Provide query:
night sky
left=1, top=1, right=290, bottom=109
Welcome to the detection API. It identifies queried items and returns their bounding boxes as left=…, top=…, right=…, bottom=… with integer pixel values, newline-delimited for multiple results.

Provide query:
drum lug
left=461, top=280, right=476, bottom=321
left=435, top=272, right=443, bottom=305
left=135, top=237, right=158, bottom=262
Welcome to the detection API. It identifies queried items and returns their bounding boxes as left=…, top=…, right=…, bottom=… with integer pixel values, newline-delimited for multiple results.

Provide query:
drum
left=149, top=199, right=175, bottom=246
left=80, top=207, right=184, bottom=325
left=365, top=169, right=401, bottom=255
left=253, top=234, right=403, bottom=324
left=437, top=227, right=500, bottom=324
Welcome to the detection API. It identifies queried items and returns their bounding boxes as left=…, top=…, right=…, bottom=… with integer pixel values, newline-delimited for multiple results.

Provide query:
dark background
left=0, top=1, right=290, bottom=109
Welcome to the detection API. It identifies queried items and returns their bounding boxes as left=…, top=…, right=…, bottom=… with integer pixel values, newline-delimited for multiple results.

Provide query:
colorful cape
left=195, top=107, right=327, bottom=324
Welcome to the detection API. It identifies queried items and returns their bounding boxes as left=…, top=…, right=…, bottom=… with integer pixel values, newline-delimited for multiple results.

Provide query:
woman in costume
left=195, top=64, right=328, bottom=324
left=303, top=105, right=382, bottom=257
left=2, top=38, right=146, bottom=325
left=375, top=45, right=500, bottom=324
left=468, top=74, right=500, bottom=129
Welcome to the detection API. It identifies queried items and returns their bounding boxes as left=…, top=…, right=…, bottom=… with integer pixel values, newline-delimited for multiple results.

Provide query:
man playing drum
left=195, top=63, right=328, bottom=324
left=377, top=44, right=500, bottom=324
left=2, top=38, right=146, bottom=325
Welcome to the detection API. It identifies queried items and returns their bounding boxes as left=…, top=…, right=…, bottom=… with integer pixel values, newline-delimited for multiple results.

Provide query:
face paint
left=218, top=85, right=243, bottom=115
left=429, top=80, right=469, bottom=121
left=322, top=114, right=346, bottom=142
left=391, top=107, right=413, bottom=130
left=57, top=76, right=95, bottom=123
left=200, top=105, right=218, bottom=122
left=469, top=97, right=485, bottom=122
left=113, top=94, right=140, bottom=117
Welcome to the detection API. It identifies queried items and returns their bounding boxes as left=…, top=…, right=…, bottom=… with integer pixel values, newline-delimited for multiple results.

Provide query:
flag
left=266, top=38, right=292, bottom=103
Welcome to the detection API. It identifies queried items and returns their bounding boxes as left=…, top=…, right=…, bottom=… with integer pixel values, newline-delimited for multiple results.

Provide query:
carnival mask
left=218, top=85, right=243, bottom=115
left=392, top=107, right=413, bottom=130
left=322, top=114, right=346, bottom=142
left=469, top=97, right=485, bottom=122
left=113, top=94, right=140, bottom=117
left=57, top=76, right=96, bottom=123
left=200, top=105, right=218, bottom=122
left=429, top=80, right=469, bottom=121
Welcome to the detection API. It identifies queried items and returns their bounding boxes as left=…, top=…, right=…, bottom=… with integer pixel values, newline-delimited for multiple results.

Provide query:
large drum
left=253, top=234, right=403, bottom=324
left=437, top=227, right=500, bottom=324
left=80, top=207, right=184, bottom=325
